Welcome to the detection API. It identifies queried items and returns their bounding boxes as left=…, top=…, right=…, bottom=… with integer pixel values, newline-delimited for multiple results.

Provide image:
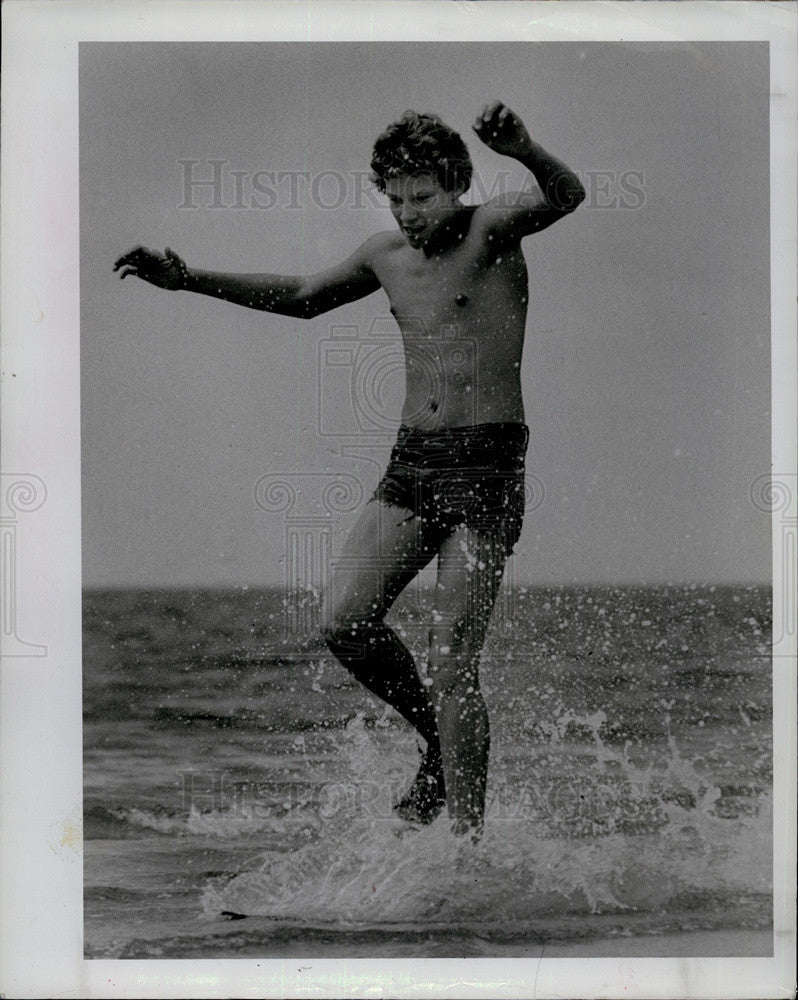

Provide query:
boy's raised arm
left=472, top=101, right=585, bottom=244
left=113, top=239, right=381, bottom=320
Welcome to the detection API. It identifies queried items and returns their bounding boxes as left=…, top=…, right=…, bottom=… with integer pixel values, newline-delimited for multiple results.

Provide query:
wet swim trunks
left=371, top=422, right=530, bottom=555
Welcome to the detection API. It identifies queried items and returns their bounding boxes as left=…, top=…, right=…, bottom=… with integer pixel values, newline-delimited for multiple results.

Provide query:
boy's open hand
left=113, top=246, right=187, bottom=290
left=472, top=102, right=533, bottom=158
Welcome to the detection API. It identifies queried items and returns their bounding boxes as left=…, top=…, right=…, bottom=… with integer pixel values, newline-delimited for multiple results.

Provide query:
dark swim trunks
left=371, top=422, right=531, bottom=555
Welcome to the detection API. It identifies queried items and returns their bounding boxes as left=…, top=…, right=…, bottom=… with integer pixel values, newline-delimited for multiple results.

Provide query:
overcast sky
left=80, top=41, right=770, bottom=587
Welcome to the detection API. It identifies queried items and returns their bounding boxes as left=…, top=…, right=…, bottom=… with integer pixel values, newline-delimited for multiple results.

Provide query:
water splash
left=201, top=711, right=771, bottom=928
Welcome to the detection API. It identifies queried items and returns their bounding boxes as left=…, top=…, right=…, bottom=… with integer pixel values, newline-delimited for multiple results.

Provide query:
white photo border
left=1, top=1, right=795, bottom=997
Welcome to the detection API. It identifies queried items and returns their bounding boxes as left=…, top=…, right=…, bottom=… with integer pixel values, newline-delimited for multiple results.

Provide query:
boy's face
left=384, top=172, right=463, bottom=248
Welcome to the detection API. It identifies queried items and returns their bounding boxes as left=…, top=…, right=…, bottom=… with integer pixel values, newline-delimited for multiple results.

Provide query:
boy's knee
left=427, top=646, right=479, bottom=702
left=321, top=617, right=356, bottom=647
left=428, top=672, right=482, bottom=716
left=320, top=621, right=338, bottom=647
left=427, top=622, right=469, bottom=667
left=321, top=614, right=379, bottom=649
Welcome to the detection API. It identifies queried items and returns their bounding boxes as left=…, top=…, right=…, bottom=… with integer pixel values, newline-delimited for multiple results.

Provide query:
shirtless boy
left=115, top=102, right=585, bottom=840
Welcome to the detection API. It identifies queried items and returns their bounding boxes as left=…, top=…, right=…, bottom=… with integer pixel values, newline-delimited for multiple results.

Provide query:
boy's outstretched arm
left=472, top=101, right=586, bottom=244
left=113, top=239, right=381, bottom=319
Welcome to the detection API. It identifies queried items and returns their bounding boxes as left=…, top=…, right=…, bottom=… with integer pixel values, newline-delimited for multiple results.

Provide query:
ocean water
left=83, top=584, right=773, bottom=958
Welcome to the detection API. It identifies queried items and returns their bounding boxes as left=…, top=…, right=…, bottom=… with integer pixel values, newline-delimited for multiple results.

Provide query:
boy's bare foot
left=450, top=816, right=484, bottom=845
left=393, top=748, right=446, bottom=825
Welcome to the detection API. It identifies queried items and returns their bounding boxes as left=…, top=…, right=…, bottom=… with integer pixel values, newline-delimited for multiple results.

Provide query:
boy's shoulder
left=365, top=229, right=406, bottom=251
left=359, top=229, right=407, bottom=263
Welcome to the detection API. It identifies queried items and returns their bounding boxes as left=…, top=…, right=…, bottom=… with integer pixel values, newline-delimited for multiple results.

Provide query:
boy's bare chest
left=373, top=239, right=527, bottom=339
left=375, top=245, right=484, bottom=323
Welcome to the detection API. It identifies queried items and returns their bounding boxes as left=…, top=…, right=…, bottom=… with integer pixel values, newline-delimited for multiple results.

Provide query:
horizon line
left=82, top=579, right=772, bottom=591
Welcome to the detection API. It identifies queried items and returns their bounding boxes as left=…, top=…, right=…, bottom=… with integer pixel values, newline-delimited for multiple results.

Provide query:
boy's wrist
left=181, top=266, right=197, bottom=292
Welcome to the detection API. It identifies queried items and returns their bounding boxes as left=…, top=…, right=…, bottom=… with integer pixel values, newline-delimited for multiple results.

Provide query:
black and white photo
left=1, top=2, right=795, bottom=997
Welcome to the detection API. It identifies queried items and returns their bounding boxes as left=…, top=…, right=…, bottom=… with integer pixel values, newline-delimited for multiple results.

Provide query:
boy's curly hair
left=370, top=111, right=473, bottom=194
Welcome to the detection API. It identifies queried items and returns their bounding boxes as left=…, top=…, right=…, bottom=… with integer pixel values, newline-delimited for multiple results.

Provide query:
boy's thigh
left=432, top=526, right=510, bottom=640
left=324, top=499, right=439, bottom=625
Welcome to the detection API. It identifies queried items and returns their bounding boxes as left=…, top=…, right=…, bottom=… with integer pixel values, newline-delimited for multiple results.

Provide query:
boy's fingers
left=118, top=267, right=137, bottom=280
left=484, top=100, right=502, bottom=122
left=115, top=247, right=146, bottom=269
left=473, top=102, right=510, bottom=139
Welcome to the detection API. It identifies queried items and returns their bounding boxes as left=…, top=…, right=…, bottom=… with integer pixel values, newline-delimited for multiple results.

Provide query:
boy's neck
left=422, top=204, right=474, bottom=257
